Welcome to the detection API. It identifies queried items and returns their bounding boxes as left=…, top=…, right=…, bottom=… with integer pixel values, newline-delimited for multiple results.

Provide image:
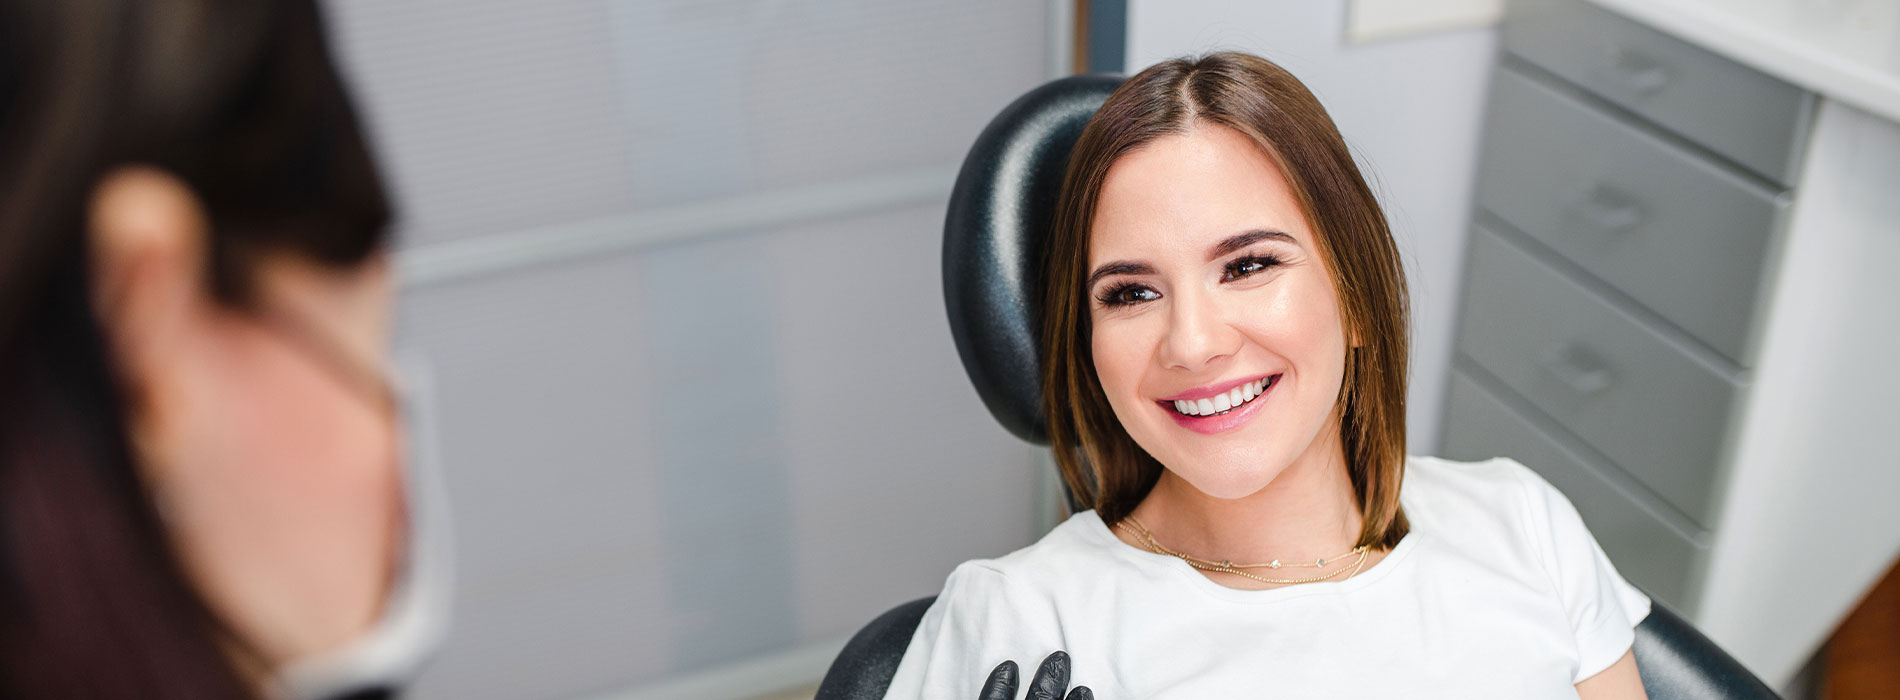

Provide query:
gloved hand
left=977, top=651, right=1093, bottom=700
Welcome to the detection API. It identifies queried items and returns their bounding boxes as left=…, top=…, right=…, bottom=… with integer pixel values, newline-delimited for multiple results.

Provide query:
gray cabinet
left=1501, top=0, right=1812, bottom=185
left=1475, top=68, right=1789, bottom=364
left=1442, top=0, right=1815, bottom=616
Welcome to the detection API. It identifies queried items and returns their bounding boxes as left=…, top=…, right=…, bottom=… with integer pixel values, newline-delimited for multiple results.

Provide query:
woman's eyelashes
left=1221, top=253, right=1284, bottom=283
left=1097, top=282, right=1160, bottom=307
left=1093, top=254, right=1286, bottom=308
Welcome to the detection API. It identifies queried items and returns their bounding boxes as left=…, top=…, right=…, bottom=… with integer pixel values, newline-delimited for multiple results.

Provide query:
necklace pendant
left=1268, top=560, right=1280, bottom=569
left=1316, top=558, right=1326, bottom=566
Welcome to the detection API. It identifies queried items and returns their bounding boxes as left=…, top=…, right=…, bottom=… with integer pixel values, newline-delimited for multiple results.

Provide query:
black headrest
left=942, top=74, right=1123, bottom=445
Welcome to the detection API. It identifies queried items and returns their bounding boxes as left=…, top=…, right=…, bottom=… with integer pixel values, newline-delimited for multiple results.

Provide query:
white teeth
left=1171, top=377, right=1276, bottom=417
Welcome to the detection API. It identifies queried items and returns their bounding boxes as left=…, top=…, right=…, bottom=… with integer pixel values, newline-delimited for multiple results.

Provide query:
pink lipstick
left=1158, top=374, right=1277, bottom=435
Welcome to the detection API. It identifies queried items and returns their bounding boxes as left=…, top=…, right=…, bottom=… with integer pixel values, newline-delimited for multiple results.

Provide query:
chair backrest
left=813, top=597, right=935, bottom=700
left=942, top=73, right=1122, bottom=446
left=1634, top=601, right=1781, bottom=699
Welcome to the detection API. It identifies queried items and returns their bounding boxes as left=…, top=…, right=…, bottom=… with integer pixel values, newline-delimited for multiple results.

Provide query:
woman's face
left=1086, top=123, right=1349, bottom=500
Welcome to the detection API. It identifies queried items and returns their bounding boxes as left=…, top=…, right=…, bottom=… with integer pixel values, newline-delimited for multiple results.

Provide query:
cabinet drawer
left=1503, top=0, right=1813, bottom=185
left=1442, top=369, right=1704, bottom=612
left=1457, top=227, right=1740, bottom=527
left=1478, top=66, right=1785, bottom=365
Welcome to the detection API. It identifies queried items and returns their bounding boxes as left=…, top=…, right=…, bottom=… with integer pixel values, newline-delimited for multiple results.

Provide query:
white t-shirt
left=883, top=456, right=1651, bottom=699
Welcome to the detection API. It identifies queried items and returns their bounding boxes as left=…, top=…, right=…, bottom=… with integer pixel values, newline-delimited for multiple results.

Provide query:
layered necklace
left=1115, top=516, right=1371, bottom=586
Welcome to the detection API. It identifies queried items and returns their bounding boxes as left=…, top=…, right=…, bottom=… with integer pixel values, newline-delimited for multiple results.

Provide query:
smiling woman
left=1064, top=122, right=1404, bottom=536
left=881, top=53, right=1652, bottom=700
left=1043, top=55, right=1410, bottom=544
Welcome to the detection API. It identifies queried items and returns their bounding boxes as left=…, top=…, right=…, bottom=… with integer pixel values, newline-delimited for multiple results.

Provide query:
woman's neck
left=1124, top=428, right=1363, bottom=567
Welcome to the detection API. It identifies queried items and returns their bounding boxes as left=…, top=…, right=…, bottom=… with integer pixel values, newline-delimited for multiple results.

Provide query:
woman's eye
left=1097, top=284, right=1160, bottom=307
left=1222, top=255, right=1281, bottom=282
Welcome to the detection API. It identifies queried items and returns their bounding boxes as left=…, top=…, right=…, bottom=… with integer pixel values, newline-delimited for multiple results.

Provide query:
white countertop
left=1587, top=0, right=1900, bottom=123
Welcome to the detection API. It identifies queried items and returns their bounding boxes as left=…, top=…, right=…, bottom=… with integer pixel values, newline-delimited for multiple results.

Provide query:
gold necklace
left=1116, top=516, right=1372, bottom=586
left=1123, top=517, right=1361, bottom=569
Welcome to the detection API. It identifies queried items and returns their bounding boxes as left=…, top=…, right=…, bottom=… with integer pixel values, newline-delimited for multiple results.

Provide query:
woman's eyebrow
left=1207, top=229, right=1296, bottom=261
left=1086, top=260, right=1155, bottom=289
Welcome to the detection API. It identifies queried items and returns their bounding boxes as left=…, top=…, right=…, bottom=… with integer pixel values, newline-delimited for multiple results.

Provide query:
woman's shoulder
left=1404, top=453, right=1569, bottom=505
left=893, top=514, right=1126, bottom=699
left=1400, top=455, right=1572, bottom=550
left=938, top=510, right=1132, bottom=598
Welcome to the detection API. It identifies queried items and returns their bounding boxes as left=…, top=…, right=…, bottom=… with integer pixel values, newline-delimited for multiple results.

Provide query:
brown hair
left=1041, top=52, right=1410, bottom=550
left=0, top=0, right=391, bottom=696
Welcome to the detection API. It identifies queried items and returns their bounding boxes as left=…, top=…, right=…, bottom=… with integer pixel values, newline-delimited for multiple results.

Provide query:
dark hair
left=0, top=0, right=391, bottom=696
left=1041, top=52, right=1411, bottom=549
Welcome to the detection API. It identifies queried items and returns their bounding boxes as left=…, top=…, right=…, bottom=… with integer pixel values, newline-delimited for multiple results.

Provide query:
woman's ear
left=86, top=166, right=211, bottom=420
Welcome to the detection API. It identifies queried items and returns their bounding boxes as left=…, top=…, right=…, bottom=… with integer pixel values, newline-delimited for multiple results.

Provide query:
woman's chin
left=1159, top=458, right=1290, bottom=501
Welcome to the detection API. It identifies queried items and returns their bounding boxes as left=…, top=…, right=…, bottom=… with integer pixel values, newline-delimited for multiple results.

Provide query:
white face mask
left=271, top=357, right=455, bottom=700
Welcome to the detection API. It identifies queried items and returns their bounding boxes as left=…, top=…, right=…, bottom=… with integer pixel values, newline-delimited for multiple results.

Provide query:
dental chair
left=814, top=75, right=1781, bottom=700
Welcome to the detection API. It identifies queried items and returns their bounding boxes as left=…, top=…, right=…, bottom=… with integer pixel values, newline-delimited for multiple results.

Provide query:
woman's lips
left=1159, top=374, right=1273, bottom=402
left=1159, top=375, right=1278, bottom=435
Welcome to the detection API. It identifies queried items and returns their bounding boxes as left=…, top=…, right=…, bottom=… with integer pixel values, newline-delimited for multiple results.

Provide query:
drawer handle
left=1606, top=45, right=1670, bottom=96
left=1565, top=183, right=1643, bottom=233
left=1538, top=344, right=1613, bottom=396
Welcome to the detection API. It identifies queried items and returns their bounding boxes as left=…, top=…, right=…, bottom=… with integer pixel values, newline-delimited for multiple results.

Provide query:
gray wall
left=322, top=2, right=1061, bottom=697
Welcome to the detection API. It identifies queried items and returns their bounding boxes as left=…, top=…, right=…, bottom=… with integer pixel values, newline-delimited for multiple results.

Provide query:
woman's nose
left=1157, top=287, right=1241, bottom=372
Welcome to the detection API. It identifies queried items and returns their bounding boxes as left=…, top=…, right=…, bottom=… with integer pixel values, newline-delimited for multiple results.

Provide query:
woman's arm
left=1575, top=649, right=1647, bottom=700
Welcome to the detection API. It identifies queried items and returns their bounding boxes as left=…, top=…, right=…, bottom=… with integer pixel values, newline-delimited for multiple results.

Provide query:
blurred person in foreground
left=0, top=1, right=450, bottom=697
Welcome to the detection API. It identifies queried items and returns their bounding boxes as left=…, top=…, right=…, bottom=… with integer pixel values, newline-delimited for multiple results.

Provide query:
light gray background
left=324, top=2, right=1058, bottom=697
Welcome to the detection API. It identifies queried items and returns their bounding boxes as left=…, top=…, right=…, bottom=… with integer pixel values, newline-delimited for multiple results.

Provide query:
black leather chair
left=815, top=75, right=1781, bottom=700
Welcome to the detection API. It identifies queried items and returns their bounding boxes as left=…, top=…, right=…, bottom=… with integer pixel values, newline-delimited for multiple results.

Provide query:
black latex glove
left=977, top=651, right=1094, bottom=700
